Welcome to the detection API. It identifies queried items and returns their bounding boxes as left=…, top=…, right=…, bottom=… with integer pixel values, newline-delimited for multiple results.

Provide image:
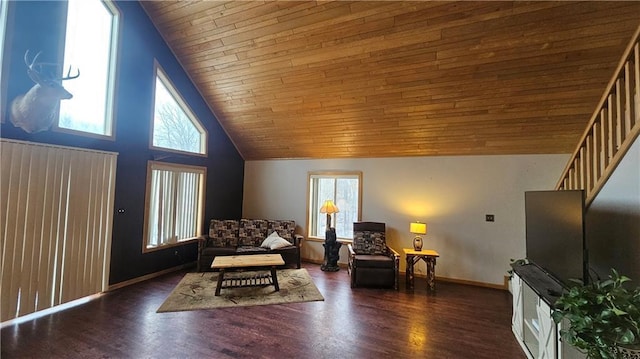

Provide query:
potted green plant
left=552, top=269, right=640, bottom=359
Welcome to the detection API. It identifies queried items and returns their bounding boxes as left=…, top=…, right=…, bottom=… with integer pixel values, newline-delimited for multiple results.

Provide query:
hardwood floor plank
left=1, top=264, right=525, bottom=358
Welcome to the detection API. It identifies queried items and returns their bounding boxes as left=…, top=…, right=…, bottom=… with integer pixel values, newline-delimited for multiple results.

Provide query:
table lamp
left=410, top=221, right=427, bottom=251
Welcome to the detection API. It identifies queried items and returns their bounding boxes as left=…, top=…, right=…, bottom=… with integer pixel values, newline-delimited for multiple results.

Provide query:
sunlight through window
left=144, top=161, right=206, bottom=251
left=308, top=172, right=362, bottom=240
left=0, top=0, right=8, bottom=117
left=152, top=65, right=206, bottom=155
left=59, top=0, right=118, bottom=137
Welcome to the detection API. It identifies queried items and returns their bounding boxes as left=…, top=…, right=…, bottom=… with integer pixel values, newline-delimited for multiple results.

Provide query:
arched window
left=151, top=63, right=207, bottom=155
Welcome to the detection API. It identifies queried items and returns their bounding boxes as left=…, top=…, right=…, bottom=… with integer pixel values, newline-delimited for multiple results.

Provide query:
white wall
left=243, top=154, right=568, bottom=286
left=586, top=135, right=640, bottom=281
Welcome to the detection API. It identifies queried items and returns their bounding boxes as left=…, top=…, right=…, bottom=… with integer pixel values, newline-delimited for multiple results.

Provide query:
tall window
left=0, top=0, right=8, bottom=118
left=308, top=171, right=362, bottom=240
left=59, top=0, right=119, bottom=137
left=151, top=64, right=207, bottom=155
left=144, top=161, right=206, bottom=251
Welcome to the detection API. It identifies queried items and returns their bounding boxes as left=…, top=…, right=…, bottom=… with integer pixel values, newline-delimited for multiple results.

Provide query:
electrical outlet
left=486, top=214, right=495, bottom=222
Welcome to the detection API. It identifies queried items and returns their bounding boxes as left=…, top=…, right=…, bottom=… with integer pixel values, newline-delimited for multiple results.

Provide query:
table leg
left=271, top=266, right=280, bottom=291
left=426, top=257, right=436, bottom=292
left=406, top=255, right=415, bottom=290
left=215, top=269, right=225, bottom=296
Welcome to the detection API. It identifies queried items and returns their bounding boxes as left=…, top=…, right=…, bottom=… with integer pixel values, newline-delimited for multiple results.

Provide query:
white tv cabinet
left=511, top=264, right=586, bottom=359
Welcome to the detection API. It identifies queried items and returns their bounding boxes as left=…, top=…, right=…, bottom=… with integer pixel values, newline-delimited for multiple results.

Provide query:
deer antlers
left=24, top=50, right=80, bottom=85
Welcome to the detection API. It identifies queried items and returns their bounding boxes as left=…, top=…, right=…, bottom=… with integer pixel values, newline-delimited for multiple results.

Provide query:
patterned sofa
left=197, top=219, right=303, bottom=272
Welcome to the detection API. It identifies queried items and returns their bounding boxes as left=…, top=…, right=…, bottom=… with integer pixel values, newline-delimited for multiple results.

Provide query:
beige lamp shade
left=410, top=222, right=427, bottom=235
left=319, top=199, right=339, bottom=214
left=320, top=199, right=339, bottom=229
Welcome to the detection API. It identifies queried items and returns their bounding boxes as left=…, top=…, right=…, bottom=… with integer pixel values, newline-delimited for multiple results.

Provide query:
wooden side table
left=403, top=248, right=439, bottom=293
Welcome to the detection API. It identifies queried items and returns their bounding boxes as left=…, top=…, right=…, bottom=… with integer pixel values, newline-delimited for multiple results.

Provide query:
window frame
left=0, top=0, right=10, bottom=121
left=55, top=0, right=120, bottom=139
left=142, top=161, right=207, bottom=253
left=306, top=171, right=362, bottom=243
left=150, top=61, right=208, bottom=157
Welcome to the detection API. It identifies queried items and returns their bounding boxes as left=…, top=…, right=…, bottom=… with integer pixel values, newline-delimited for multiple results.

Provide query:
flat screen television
left=525, top=190, right=587, bottom=286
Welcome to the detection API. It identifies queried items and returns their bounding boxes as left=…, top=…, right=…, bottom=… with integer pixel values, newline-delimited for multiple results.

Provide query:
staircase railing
left=556, top=25, right=640, bottom=207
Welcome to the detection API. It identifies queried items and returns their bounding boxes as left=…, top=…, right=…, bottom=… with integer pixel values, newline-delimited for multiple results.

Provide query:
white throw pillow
left=261, top=231, right=292, bottom=250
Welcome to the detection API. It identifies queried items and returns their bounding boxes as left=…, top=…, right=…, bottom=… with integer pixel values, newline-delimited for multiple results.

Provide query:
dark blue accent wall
left=1, top=1, right=244, bottom=284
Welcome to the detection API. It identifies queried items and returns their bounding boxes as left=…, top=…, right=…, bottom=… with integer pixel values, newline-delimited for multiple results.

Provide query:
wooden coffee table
left=211, top=254, right=285, bottom=296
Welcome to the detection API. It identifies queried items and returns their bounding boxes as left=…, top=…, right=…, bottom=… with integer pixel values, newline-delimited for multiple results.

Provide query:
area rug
left=157, top=268, right=324, bottom=312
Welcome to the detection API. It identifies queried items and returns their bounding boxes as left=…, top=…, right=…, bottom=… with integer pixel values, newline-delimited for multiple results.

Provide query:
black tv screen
left=525, top=190, right=587, bottom=286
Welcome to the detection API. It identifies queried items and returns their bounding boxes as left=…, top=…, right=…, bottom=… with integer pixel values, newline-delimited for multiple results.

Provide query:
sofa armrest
left=197, top=235, right=208, bottom=272
left=387, top=245, right=400, bottom=291
left=347, top=243, right=356, bottom=256
left=387, top=246, right=400, bottom=270
left=293, top=234, right=303, bottom=247
left=197, top=235, right=208, bottom=252
left=347, top=244, right=355, bottom=278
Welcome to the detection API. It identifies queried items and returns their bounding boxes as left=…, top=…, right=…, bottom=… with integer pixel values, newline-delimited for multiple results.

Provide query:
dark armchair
left=347, top=222, right=399, bottom=290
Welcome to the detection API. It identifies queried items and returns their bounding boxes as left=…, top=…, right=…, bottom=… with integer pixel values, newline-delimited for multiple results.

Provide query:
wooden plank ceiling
left=140, top=1, right=640, bottom=160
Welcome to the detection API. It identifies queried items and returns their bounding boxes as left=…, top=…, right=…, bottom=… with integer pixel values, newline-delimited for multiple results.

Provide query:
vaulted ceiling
left=140, top=1, right=640, bottom=160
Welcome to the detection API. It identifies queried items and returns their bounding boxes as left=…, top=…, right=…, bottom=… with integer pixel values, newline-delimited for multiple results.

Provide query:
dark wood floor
left=2, top=264, right=525, bottom=358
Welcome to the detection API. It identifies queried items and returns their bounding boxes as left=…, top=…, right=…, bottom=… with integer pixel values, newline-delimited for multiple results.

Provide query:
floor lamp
left=320, top=199, right=341, bottom=272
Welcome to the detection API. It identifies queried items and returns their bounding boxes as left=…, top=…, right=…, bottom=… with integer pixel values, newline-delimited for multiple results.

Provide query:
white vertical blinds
left=1, top=139, right=117, bottom=322
left=145, top=161, right=204, bottom=249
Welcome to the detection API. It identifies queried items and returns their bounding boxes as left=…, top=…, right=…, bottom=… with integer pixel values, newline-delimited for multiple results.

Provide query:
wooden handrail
left=556, top=25, right=640, bottom=207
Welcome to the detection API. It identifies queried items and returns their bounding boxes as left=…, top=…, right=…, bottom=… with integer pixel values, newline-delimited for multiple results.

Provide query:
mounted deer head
left=10, top=50, right=80, bottom=133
